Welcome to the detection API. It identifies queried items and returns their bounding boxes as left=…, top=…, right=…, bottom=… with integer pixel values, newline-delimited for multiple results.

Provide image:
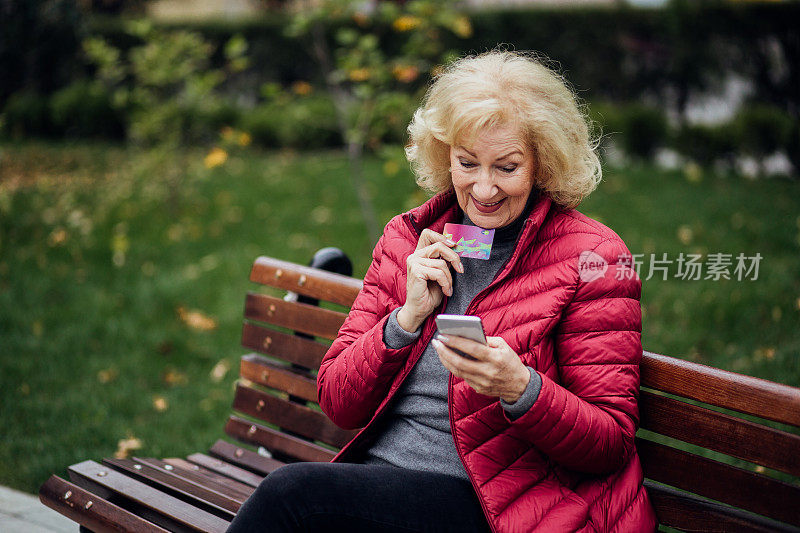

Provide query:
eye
left=500, top=165, right=517, bottom=173
left=459, top=158, right=477, bottom=168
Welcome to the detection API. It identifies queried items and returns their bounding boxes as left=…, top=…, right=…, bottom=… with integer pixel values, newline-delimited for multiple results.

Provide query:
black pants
left=225, top=462, right=492, bottom=532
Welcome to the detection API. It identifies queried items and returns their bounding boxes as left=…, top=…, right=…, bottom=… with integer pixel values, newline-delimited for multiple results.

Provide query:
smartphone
left=435, top=314, right=487, bottom=345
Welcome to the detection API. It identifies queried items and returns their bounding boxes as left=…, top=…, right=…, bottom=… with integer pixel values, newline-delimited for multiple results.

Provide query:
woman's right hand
left=396, top=229, right=464, bottom=333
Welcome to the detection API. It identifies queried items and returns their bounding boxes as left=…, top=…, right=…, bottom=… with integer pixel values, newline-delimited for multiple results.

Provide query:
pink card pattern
left=444, top=223, right=495, bottom=260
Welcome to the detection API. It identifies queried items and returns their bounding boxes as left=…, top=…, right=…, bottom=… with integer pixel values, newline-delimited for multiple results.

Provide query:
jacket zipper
left=392, top=206, right=535, bottom=531
left=449, top=372, right=498, bottom=533
left=447, top=217, right=533, bottom=533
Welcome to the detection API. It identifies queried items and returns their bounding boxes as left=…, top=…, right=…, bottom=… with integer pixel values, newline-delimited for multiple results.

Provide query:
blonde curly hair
left=405, top=50, right=601, bottom=209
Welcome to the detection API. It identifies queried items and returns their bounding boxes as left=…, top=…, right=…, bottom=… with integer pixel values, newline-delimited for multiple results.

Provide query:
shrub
left=734, top=104, right=792, bottom=162
left=241, top=94, right=340, bottom=149
left=673, top=123, right=739, bottom=169
left=618, top=104, right=670, bottom=161
left=587, top=101, right=626, bottom=153
left=49, top=80, right=125, bottom=139
left=0, top=0, right=83, bottom=103
left=84, top=21, right=248, bottom=147
left=1, top=91, right=52, bottom=138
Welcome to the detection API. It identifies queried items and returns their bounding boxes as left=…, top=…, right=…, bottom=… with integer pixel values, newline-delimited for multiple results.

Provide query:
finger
left=486, top=336, right=508, bottom=349
left=432, top=338, right=484, bottom=376
left=438, top=334, right=491, bottom=361
left=417, top=228, right=455, bottom=251
left=420, top=242, right=463, bottom=274
left=416, top=257, right=453, bottom=290
left=411, top=264, right=453, bottom=297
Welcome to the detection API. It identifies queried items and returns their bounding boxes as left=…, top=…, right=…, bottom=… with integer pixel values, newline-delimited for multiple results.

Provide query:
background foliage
left=2, top=1, right=798, bottom=176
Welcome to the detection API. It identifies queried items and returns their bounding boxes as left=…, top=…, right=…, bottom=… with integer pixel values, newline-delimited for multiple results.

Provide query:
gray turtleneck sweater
left=363, top=212, right=543, bottom=480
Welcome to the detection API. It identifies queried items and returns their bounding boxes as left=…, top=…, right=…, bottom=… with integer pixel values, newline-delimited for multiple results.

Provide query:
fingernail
left=445, top=239, right=455, bottom=246
left=432, top=338, right=443, bottom=349
left=436, top=335, right=449, bottom=343
left=457, top=263, right=464, bottom=274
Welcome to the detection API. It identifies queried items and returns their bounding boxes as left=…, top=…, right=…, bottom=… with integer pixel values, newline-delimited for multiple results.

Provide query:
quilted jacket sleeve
left=317, top=231, right=415, bottom=430
left=503, top=236, right=642, bottom=475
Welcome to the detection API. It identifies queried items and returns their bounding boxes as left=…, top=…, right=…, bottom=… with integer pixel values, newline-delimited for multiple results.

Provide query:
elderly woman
left=228, top=51, right=657, bottom=532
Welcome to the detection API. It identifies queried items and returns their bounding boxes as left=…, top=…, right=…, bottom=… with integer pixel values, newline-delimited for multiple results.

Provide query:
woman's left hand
left=432, top=335, right=530, bottom=403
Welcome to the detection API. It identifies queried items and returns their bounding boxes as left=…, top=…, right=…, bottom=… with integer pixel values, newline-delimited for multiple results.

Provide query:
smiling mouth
left=471, top=196, right=505, bottom=213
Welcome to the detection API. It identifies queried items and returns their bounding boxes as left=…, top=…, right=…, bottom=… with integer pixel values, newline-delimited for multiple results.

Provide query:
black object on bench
left=39, top=250, right=800, bottom=532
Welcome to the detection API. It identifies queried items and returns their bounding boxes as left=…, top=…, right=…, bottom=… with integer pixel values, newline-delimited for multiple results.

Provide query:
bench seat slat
left=224, top=417, right=337, bottom=463
left=137, top=458, right=253, bottom=502
left=164, top=458, right=256, bottom=497
left=209, top=438, right=288, bottom=476
left=67, top=460, right=230, bottom=533
left=241, top=323, right=329, bottom=369
left=639, top=390, right=800, bottom=476
left=186, top=452, right=266, bottom=488
left=244, top=293, right=346, bottom=340
left=644, top=481, right=799, bottom=533
left=250, top=255, right=362, bottom=307
left=40, top=475, right=171, bottom=533
left=232, top=383, right=357, bottom=449
left=102, top=458, right=242, bottom=517
left=240, top=353, right=318, bottom=403
left=637, top=438, right=800, bottom=526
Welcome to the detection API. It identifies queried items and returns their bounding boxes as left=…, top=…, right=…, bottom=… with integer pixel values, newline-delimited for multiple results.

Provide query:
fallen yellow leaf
left=163, top=369, right=188, bottom=386
left=114, top=437, right=143, bottom=459
left=97, top=368, right=119, bottom=384
left=153, top=395, right=168, bottom=412
left=204, top=147, right=228, bottom=169
left=210, top=360, right=230, bottom=382
left=177, top=306, right=217, bottom=331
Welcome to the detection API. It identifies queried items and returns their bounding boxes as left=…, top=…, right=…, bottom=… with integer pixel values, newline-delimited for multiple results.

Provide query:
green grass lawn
left=1, top=140, right=798, bottom=494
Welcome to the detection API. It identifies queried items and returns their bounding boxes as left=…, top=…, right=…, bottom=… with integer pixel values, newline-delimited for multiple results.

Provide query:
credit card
left=443, top=223, right=495, bottom=260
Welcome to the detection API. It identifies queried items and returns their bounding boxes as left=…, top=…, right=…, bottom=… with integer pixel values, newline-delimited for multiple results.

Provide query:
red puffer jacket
left=318, top=190, right=658, bottom=532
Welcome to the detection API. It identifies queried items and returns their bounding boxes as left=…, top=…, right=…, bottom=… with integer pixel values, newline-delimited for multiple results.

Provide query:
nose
left=472, top=168, right=499, bottom=200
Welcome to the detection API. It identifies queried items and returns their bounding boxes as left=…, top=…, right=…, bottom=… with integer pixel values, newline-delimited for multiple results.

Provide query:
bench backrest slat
left=642, top=351, right=800, bottom=427
left=640, top=391, right=800, bottom=476
left=250, top=256, right=362, bottom=307
left=241, top=322, right=329, bottom=369
left=240, top=354, right=318, bottom=403
left=637, top=438, right=800, bottom=526
left=232, top=384, right=356, bottom=448
left=644, top=481, right=797, bottom=533
left=224, top=417, right=337, bottom=463
left=244, top=293, right=346, bottom=340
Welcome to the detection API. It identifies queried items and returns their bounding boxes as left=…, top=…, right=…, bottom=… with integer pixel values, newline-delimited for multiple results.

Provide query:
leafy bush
left=587, top=101, right=626, bottom=152
left=734, top=104, right=792, bottom=162
left=673, top=123, right=739, bottom=169
left=1, top=91, right=52, bottom=138
left=0, top=0, right=83, bottom=103
left=618, top=104, right=670, bottom=161
left=241, top=93, right=340, bottom=149
left=368, top=91, right=417, bottom=146
left=84, top=21, right=248, bottom=146
left=49, top=80, right=125, bottom=139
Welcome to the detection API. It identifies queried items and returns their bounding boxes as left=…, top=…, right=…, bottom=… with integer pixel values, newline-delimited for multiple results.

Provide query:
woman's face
left=449, top=124, right=536, bottom=229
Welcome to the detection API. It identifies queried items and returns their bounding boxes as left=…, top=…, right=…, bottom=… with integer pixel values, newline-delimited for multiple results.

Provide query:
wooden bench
left=39, top=250, right=800, bottom=532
